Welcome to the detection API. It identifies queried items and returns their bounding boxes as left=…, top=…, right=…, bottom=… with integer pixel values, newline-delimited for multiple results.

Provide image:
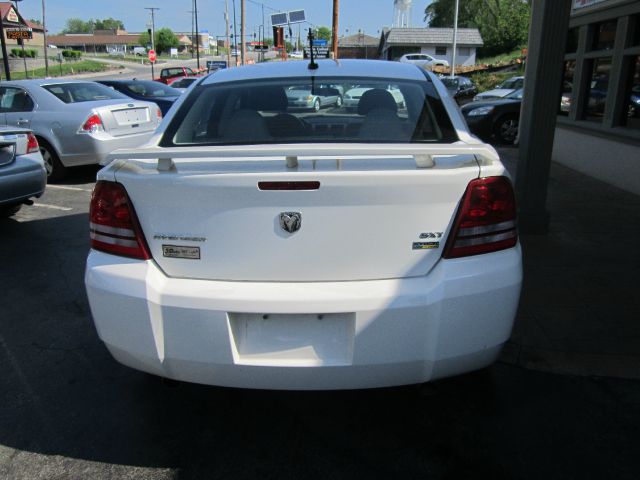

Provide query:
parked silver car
left=0, top=126, right=46, bottom=217
left=0, top=80, right=162, bottom=181
left=285, top=85, right=343, bottom=111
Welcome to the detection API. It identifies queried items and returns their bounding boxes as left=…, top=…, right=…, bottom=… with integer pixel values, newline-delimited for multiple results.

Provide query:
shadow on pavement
left=0, top=178, right=639, bottom=479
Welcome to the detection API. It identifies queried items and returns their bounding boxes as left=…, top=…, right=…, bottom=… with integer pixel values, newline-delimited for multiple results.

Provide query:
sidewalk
left=496, top=146, right=640, bottom=379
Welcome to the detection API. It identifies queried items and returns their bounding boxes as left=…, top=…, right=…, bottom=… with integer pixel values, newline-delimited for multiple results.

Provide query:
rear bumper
left=85, top=246, right=522, bottom=390
left=0, top=154, right=46, bottom=206
left=58, top=131, right=156, bottom=168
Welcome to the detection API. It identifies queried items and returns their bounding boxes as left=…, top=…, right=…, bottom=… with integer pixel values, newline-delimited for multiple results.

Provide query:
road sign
left=312, top=39, right=328, bottom=47
left=304, top=46, right=330, bottom=58
left=206, top=60, right=227, bottom=71
left=148, top=49, right=156, bottom=62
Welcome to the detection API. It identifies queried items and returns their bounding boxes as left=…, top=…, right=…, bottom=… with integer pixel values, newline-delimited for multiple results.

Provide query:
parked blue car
left=97, top=80, right=181, bottom=116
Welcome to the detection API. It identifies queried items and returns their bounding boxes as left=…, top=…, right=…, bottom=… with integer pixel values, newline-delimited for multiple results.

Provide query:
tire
left=313, top=98, right=321, bottom=112
left=0, top=204, right=22, bottom=218
left=494, top=114, right=519, bottom=144
left=38, top=139, right=66, bottom=183
left=335, top=95, right=343, bottom=108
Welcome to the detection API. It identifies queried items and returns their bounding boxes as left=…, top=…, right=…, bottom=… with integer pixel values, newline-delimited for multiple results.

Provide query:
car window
left=124, top=81, right=179, bottom=98
left=173, top=78, right=196, bottom=88
left=0, top=87, right=34, bottom=112
left=163, top=76, right=458, bottom=147
left=505, top=89, right=523, bottom=100
left=43, top=83, right=128, bottom=103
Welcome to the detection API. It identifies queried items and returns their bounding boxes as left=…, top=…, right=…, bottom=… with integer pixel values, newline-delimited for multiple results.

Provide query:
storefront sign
left=6, top=7, right=19, bottom=23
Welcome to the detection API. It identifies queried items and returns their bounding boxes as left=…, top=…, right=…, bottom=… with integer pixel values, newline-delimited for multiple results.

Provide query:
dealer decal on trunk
left=413, top=232, right=443, bottom=250
left=162, top=245, right=201, bottom=259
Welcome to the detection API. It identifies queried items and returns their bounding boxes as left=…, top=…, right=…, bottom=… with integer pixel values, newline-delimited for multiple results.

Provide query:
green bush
left=9, top=48, right=38, bottom=58
left=61, top=50, right=82, bottom=60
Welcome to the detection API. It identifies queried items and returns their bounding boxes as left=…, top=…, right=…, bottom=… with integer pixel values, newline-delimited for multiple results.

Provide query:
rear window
left=122, top=81, right=179, bottom=98
left=43, top=83, right=127, bottom=103
left=162, top=76, right=458, bottom=146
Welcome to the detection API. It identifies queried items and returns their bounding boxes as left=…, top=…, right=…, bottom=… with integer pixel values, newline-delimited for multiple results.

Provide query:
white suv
left=85, top=60, right=522, bottom=390
left=399, top=53, right=450, bottom=69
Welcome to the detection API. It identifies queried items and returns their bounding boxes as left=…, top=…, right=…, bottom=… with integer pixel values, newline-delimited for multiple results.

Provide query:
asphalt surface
left=1, top=161, right=640, bottom=479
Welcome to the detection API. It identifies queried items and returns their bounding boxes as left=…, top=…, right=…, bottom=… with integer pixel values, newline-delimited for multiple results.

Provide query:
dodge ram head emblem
left=279, top=212, right=302, bottom=233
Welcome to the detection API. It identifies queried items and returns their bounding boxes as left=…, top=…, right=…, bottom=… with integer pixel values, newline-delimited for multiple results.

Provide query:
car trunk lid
left=111, top=144, right=490, bottom=282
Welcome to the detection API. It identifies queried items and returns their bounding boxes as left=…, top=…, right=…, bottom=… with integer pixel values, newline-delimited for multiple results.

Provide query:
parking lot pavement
left=496, top=146, right=640, bottom=380
left=1, top=164, right=640, bottom=479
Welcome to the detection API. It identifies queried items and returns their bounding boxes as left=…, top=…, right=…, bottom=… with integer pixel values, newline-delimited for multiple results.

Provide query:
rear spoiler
left=105, top=143, right=500, bottom=171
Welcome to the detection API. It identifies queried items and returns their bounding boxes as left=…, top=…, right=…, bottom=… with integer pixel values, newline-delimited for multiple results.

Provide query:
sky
left=16, top=0, right=432, bottom=38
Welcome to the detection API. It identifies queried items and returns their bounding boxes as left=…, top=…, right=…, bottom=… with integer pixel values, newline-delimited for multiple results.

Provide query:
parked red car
left=155, top=67, right=201, bottom=85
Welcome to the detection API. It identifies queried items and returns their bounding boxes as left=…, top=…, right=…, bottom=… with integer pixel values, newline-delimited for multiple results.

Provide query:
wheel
left=335, top=95, right=343, bottom=108
left=313, top=98, right=321, bottom=112
left=494, top=114, right=519, bottom=144
left=0, top=204, right=21, bottom=218
left=38, top=139, right=66, bottom=183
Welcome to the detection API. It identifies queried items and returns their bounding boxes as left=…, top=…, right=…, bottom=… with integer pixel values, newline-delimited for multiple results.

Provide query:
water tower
left=393, top=0, right=413, bottom=28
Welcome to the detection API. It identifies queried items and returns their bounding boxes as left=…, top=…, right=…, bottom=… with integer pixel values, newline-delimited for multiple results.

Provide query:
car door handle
left=17, top=119, right=30, bottom=126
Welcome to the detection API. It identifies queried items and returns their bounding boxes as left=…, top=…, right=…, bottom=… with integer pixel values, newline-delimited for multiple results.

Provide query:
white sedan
left=85, top=60, right=522, bottom=390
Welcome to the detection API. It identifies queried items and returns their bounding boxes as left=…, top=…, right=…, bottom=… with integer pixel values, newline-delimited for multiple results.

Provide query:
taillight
left=443, top=176, right=518, bottom=259
left=89, top=181, right=151, bottom=260
left=26, top=133, right=39, bottom=153
left=81, top=113, right=104, bottom=133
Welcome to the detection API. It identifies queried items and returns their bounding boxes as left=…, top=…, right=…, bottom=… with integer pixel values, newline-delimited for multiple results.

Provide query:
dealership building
left=553, top=0, right=640, bottom=194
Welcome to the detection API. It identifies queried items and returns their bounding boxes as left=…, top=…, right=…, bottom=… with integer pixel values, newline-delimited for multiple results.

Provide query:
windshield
left=505, top=89, right=523, bottom=100
left=163, top=76, right=458, bottom=146
left=122, top=81, right=179, bottom=98
left=497, top=78, right=523, bottom=90
left=43, top=83, right=128, bottom=103
left=441, top=78, right=459, bottom=89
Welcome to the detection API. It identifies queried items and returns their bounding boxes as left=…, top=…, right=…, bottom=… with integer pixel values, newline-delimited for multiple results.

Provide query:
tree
left=316, top=26, right=332, bottom=42
left=423, top=0, right=531, bottom=56
left=62, top=18, right=93, bottom=34
left=93, top=18, right=125, bottom=31
left=139, top=28, right=180, bottom=54
left=61, top=17, right=125, bottom=34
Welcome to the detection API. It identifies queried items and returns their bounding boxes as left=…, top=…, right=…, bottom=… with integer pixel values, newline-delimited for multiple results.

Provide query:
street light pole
left=232, top=0, right=238, bottom=65
left=225, top=0, right=231, bottom=67
left=240, top=0, right=246, bottom=65
left=450, top=0, right=459, bottom=77
left=194, top=0, right=200, bottom=69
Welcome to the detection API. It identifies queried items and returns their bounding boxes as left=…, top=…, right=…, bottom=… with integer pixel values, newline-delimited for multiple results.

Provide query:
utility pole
left=331, top=0, right=339, bottom=59
left=194, top=0, right=200, bottom=69
left=42, top=0, right=48, bottom=77
left=450, top=0, right=459, bottom=77
left=261, top=3, right=265, bottom=62
left=145, top=7, right=159, bottom=79
left=225, top=0, right=231, bottom=67
left=232, top=0, right=238, bottom=66
left=240, top=0, right=245, bottom=65
left=0, top=5, right=11, bottom=80
left=190, top=1, right=194, bottom=58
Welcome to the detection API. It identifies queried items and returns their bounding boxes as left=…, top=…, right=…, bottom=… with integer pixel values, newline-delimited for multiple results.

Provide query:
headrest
left=357, top=88, right=398, bottom=115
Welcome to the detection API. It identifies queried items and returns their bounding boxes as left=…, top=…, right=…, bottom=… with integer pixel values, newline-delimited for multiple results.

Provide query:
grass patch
left=470, top=68, right=524, bottom=93
left=7, top=60, right=115, bottom=80
left=477, top=47, right=526, bottom=66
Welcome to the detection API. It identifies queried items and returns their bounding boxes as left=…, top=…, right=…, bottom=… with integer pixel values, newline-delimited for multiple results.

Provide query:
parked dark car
left=97, top=80, right=181, bottom=116
left=460, top=88, right=523, bottom=144
left=440, top=76, right=478, bottom=105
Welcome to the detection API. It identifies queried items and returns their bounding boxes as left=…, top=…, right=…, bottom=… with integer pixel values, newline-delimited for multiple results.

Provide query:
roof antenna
left=307, top=28, right=318, bottom=70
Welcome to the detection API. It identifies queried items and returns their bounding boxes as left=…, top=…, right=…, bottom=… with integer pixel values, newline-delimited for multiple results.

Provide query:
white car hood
left=475, top=88, right=514, bottom=99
